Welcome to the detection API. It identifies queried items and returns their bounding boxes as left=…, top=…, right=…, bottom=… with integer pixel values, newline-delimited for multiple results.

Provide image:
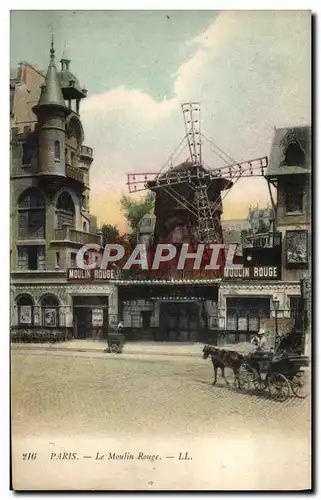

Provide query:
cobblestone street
left=11, top=350, right=311, bottom=490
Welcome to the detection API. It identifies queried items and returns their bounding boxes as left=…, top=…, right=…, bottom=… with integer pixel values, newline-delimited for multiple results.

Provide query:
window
left=22, top=143, right=32, bottom=165
left=54, top=140, right=60, bottom=160
left=285, top=190, right=303, bottom=213
left=290, top=297, right=301, bottom=321
left=18, top=247, right=28, bottom=270
left=71, top=152, right=75, bottom=165
left=17, top=295, right=34, bottom=325
left=56, top=252, right=60, bottom=268
left=18, top=188, right=45, bottom=239
left=70, top=252, right=77, bottom=268
left=65, top=148, right=68, bottom=163
left=285, top=143, right=305, bottom=167
left=17, top=246, right=45, bottom=270
left=41, top=295, right=60, bottom=327
left=27, top=246, right=39, bottom=270
left=56, top=191, right=75, bottom=229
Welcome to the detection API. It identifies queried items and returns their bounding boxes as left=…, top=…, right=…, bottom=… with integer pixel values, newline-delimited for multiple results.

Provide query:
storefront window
left=226, top=297, right=270, bottom=332
left=41, top=295, right=60, bottom=327
left=17, top=295, right=34, bottom=325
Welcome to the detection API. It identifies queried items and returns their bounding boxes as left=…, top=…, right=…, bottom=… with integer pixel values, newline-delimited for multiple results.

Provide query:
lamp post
left=272, top=297, right=280, bottom=349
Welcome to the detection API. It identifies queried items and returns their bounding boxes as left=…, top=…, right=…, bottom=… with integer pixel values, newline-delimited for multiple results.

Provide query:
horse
left=202, top=344, right=244, bottom=387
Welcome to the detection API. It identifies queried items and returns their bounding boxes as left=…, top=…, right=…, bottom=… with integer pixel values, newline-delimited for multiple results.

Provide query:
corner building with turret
left=10, top=41, right=119, bottom=341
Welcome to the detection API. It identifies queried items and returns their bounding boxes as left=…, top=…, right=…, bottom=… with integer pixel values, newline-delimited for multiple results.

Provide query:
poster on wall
left=44, top=308, right=57, bottom=327
left=286, top=230, right=309, bottom=267
left=92, top=308, right=103, bottom=327
left=19, top=305, right=32, bottom=324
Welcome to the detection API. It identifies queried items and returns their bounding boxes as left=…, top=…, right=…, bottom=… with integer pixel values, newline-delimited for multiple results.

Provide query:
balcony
left=80, top=145, right=93, bottom=161
left=53, top=225, right=101, bottom=246
left=66, top=164, right=84, bottom=184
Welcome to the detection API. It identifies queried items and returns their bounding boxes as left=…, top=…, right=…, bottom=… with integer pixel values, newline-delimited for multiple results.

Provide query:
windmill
left=127, top=102, right=268, bottom=246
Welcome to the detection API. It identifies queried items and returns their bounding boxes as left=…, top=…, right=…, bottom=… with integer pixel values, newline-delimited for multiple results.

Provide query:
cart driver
left=117, top=320, right=124, bottom=334
left=251, top=327, right=268, bottom=352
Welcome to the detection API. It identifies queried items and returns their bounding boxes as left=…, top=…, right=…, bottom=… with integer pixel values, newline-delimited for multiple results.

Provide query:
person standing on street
left=251, top=327, right=268, bottom=352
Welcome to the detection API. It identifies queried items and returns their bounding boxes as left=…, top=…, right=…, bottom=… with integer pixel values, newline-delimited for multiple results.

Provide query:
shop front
left=218, top=281, right=302, bottom=345
left=72, top=295, right=109, bottom=340
left=118, top=281, right=220, bottom=342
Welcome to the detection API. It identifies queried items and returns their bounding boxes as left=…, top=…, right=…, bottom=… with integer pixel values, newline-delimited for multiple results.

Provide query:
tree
left=100, top=224, right=120, bottom=245
left=120, top=192, right=155, bottom=233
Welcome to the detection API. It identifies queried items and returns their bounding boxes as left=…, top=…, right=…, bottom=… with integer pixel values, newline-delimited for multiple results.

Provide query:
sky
left=10, top=10, right=311, bottom=232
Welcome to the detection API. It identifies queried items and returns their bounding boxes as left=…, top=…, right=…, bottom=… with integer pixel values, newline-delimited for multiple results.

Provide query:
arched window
left=41, top=295, right=60, bottom=327
left=16, top=294, right=34, bottom=325
left=54, top=140, right=60, bottom=160
left=56, top=191, right=75, bottom=229
left=18, top=188, right=46, bottom=239
left=284, top=142, right=305, bottom=167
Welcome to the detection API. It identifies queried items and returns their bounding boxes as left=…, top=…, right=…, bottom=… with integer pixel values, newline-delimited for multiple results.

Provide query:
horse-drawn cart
left=106, top=331, right=125, bottom=354
left=238, top=350, right=310, bottom=402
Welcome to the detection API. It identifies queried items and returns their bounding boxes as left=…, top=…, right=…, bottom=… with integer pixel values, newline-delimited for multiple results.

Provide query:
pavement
left=11, top=340, right=206, bottom=358
left=10, top=339, right=254, bottom=359
left=11, top=349, right=311, bottom=490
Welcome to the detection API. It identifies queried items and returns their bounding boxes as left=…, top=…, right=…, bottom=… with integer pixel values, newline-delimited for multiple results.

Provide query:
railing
left=80, top=145, right=93, bottom=159
left=54, top=225, right=101, bottom=245
left=66, top=164, right=84, bottom=183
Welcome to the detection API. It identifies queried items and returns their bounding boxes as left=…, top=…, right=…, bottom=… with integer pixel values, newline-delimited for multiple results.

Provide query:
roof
left=33, top=39, right=68, bottom=112
left=266, top=126, right=311, bottom=178
left=58, top=69, right=87, bottom=99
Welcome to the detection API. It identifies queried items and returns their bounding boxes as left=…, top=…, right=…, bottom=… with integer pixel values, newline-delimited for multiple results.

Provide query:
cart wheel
left=253, top=377, right=266, bottom=391
left=291, top=370, right=310, bottom=399
left=237, top=372, right=251, bottom=392
left=110, top=344, right=119, bottom=354
left=241, top=364, right=256, bottom=382
left=267, top=373, right=291, bottom=402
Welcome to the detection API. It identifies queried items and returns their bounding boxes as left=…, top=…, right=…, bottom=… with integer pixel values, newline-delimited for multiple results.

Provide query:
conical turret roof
left=34, top=36, right=68, bottom=112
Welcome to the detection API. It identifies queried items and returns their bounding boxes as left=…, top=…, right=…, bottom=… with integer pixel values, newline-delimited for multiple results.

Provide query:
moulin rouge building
left=10, top=41, right=311, bottom=346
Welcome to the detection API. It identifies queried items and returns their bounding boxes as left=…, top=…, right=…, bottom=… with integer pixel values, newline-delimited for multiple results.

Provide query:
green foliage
left=120, top=192, right=155, bottom=232
left=100, top=224, right=120, bottom=245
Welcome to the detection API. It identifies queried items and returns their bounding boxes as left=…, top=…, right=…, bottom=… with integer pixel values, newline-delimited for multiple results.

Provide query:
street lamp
left=272, top=296, right=280, bottom=349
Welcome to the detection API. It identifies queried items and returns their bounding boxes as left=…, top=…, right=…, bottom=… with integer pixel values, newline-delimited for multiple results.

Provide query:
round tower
left=33, top=37, right=71, bottom=177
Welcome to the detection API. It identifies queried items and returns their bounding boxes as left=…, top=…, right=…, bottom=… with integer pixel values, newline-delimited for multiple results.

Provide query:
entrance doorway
left=159, top=302, right=199, bottom=342
left=72, top=296, right=109, bottom=340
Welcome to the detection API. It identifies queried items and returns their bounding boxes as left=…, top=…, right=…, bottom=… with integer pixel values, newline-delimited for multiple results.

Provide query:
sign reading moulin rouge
left=223, top=266, right=281, bottom=280
left=66, top=266, right=281, bottom=281
left=67, top=269, right=116, bottom=281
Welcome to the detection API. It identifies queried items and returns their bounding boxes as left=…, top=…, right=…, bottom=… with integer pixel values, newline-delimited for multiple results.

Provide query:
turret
left=33, top=36, right=71, bottom=177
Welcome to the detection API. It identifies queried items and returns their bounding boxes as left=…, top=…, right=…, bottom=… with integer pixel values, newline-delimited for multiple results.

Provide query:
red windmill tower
left=126, top=102, right=268, bottom=278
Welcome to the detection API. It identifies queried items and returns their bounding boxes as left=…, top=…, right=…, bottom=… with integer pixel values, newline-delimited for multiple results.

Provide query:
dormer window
left=284, top=142, right=305, bottom=167
left=54, top=140, right=60, bottom=160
